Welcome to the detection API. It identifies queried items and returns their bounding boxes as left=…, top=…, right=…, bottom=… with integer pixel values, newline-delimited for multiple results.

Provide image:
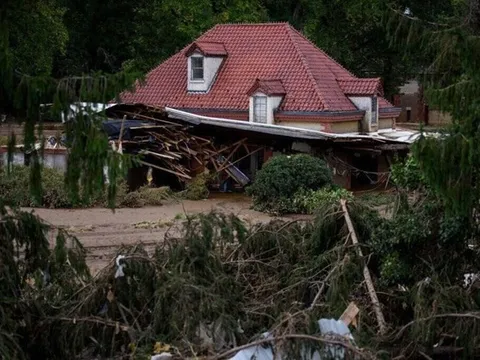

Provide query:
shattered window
left=253, top=96, right=267, bottom=123
left=191, top=57, right=204, bottom=80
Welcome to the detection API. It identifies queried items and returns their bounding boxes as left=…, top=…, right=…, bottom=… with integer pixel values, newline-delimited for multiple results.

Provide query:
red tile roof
left=337, top=78, right=383, bottom=96
left=247, top=79, right=286, bottom=96
left=120, top=23, right=398, bottom=121
left=186, top=41, right=227, bottom=57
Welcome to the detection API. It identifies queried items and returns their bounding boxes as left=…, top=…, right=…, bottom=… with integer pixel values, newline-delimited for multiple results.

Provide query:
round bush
left=246, top=154, right=333, bottom=213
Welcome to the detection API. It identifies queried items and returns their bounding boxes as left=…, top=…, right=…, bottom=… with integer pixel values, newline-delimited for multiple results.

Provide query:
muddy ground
left=28, top=194, right=290, bottom=274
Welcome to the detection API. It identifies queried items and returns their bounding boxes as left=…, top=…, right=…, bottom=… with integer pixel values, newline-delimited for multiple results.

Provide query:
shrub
left=0, top=166, right=31, bottom=206
left=40, top=167, right=71, bottom=208
left=0, top=166, right=71, bottom=208
left=246, top=154, right=333, bottom=214
left=293, top=187, right=353, bottom=214
left=391, top=155, right=425, bottom=191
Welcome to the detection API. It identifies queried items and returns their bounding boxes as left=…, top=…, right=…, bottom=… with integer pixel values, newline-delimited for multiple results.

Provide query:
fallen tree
left=3, top=190, right=480, bottom=359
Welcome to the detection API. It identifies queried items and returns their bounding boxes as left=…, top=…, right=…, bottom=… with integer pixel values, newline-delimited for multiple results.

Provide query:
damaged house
left=110, top=23, right=408, bottom=190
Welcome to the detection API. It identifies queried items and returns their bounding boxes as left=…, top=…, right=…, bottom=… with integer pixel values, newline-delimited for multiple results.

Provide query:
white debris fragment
left=151, top=353, right=173, bottom=360
left=115, top=255, right=126, bottom=278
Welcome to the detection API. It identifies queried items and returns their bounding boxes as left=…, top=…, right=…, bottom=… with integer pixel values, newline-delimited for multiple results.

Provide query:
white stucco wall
left=1, top=151, right=67, bottom=172
left=1, top=152, right=24, bottom=166
left=399, top=80, right=420, bottom=95
left=249, top=92, right=283, bottom=125
left=187, top=52, right=223, bottom=92
left=349, top=96, right=377, bottom=133
left=279, top=121, right=327, bottom=132
left=43, top=153, right=67, bottom=171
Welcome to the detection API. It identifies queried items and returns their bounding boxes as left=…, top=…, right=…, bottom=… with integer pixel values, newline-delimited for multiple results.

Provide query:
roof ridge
left=214, top=22, right=289, bottom=26
left=284, top=24, right=328, bottom=110
left=288, top=26, right=355, bottom=78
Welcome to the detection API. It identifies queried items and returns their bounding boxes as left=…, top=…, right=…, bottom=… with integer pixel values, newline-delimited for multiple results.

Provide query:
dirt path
left=28, top=194, right=277, bottom=274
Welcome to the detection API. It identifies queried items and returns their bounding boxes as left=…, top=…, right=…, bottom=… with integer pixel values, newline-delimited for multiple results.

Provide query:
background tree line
left=2, top=0, right=458, bottom=102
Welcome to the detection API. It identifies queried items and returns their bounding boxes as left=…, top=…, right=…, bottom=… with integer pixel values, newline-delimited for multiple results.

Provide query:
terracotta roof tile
left=186, top=41, right=227, bottom=57
left=120, top=23, right=399, bottom=120
left=247, top=79, right=286, bottom=96
left=337, top=78, right=382, bottom=96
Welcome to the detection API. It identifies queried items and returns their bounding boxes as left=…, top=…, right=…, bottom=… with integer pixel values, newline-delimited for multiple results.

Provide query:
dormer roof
left=185, top=41, right=227, bottom=57
left=247, top=79, right=286, bottom=96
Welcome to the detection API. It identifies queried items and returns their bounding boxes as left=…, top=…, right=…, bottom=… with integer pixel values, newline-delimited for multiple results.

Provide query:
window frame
left=253, top=95, right=268, bottom=123
left=190, top=56, right=204, bottom=81
left=371, top=96, right=378, bottom=125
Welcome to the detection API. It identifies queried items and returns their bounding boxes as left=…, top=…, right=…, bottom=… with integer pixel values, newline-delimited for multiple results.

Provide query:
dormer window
left=185, top=41, right=227, bottom=92
left=253, top=96, right=267, bottom=123
left=191, top=56, right=204, bottom=81
left=247, top=79, right=286, bottom=125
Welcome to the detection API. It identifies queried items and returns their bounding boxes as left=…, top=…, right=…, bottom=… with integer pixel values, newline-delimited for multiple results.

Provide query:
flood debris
left=102, top=106, right=262, bottom=190
left=226, top=318, right=356, bottom=360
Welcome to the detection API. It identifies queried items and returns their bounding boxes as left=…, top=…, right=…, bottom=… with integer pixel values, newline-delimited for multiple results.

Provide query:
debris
left=227, top=318, right=356, bottom=360
left=340, top=199, right=387, bottom=335
left=102, top=107, right=264, bottom=190
left=153, top=342, right=171, bottom=354
left=147, top=167, right=153, bottom=185
left=339, top=302, right=360, bottom=327
left=151, top=353, right=173, bottom=360
left=115, top=255, right=126, bottom=278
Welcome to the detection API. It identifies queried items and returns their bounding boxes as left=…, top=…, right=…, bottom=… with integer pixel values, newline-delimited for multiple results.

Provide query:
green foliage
left=5, top=0, right=68, bottom=76
left=0, top=166, right=70, bottom=208
left=247, top=154, right=333, bottom=214
left=293, top=186, right=353, bottom=214
left=390, top=155, right=425, bottom=191
left=182, top=172, right=210, bottom=200
left=368, top=197, right=473, bottom=287
left=388, top=0, right=480, bottom=219
left=0, top=207, right=90, bottom=359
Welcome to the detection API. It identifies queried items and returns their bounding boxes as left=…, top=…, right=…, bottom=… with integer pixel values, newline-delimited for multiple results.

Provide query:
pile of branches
left=4, top=199, right=480, bottom=359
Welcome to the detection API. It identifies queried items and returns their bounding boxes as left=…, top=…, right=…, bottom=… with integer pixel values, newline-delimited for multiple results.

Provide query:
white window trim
left=190, top=56, right=205, bottom=82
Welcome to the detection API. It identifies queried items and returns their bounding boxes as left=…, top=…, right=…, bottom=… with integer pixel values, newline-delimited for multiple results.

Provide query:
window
left=253, top=96, right=267, bottom=123
left=191, top=57, right=204, bottom=80
left=371, top=97, right=378, bottom=125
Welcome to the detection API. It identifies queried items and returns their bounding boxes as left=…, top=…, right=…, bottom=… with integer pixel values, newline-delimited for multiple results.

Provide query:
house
left=120, top=23, right=400, bottom=135
left=114, top=23, right=410, bottom=190
left=393, top=79, right=452, bottom=126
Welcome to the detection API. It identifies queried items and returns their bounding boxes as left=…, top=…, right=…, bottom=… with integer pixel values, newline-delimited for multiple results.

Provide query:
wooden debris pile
left=107, top=106, right=262, bottom=187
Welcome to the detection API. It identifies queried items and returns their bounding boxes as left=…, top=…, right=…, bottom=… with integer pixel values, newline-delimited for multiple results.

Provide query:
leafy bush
left=293, top=187, right=353, bottom=214
left=391, top=155, right=425, bottom=191
left=0, top=166, right=31, bottom=206
left=0, top=166, right=71, bottom=208
left=40, top=167, right=71, bottom=208
left=247, top=154, right=333, bottom=214
left=0, top=165, right=132, bottom=208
